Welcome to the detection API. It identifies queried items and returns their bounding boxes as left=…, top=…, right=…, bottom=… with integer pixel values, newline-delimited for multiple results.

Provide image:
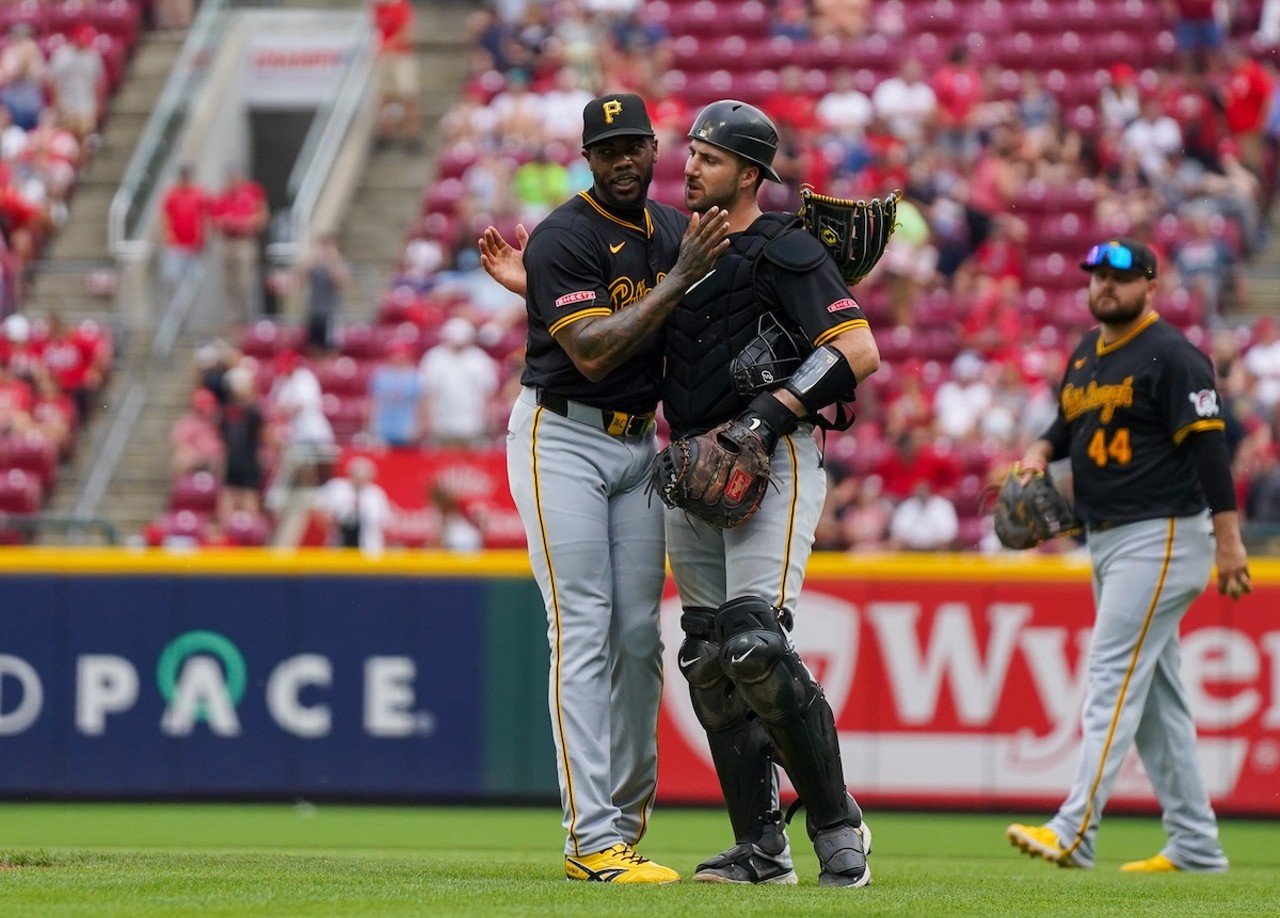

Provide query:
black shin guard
left=680, top=607, right=781, bottom=842
left=716, top=596, right=862, bottom=838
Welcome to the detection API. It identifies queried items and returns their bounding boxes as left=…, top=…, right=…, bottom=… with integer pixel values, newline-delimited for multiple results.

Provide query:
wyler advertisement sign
left=0, top=575, right=484, bottom=797
left=656, top=561, right=1280, bottom=816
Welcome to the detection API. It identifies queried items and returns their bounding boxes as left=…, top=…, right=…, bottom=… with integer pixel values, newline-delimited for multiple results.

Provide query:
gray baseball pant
left=507, top=386, right=666, bottom=857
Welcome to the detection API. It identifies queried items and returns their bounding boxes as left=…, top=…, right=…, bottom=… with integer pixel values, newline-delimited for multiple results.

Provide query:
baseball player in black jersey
left=482, top=99, right=879, bottom=887
left=1006, top=237, right=1250, bottom=873
left=497, top=93, right=729, bottom=885
left=668, top=100, right=879, bottom=889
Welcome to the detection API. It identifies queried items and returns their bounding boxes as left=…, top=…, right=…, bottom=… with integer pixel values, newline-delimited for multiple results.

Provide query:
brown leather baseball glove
left=651, top=418, right=772, bottom=528
left=993, top=467, right=1081, bottom=550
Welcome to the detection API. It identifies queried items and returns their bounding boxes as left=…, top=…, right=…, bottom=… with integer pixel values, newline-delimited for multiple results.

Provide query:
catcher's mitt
left=798, top=184, right=900, bottom=286
left=993, top=467, right=1081, bottom=550
left=651, top=418, right=771, bottom=528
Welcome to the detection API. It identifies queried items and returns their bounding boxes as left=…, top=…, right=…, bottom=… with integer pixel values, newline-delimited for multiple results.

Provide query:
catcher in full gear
left=657, top=100, right=884, bottom=887
left=478, top=98, right=891, bottom=887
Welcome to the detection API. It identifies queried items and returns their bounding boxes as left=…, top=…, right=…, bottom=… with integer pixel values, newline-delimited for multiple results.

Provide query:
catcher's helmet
left=688, top=100, right=782, bottom=183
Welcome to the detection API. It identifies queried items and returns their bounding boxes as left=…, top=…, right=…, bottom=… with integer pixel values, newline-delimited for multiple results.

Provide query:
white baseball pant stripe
left=507, top=386, right=666, bottom=857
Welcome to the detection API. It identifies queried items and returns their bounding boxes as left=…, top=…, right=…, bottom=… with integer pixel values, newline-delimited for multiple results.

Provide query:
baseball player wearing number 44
left=483, top=100, right=887, bottom=888
left=496, top=93, right=731, bottom=885
left=1005, top=237, right=1251, bottom=874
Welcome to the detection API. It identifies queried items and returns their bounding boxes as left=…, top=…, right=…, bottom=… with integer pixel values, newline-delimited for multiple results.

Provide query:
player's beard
left=595, top=166, right=654, bottom=212
left=1087, top=284, right=1146, bottom=326
left=685, top=171, right=743, bottom=214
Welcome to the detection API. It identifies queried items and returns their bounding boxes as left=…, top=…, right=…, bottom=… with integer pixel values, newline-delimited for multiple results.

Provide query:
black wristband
left=744, top=391, right=800, bottom=437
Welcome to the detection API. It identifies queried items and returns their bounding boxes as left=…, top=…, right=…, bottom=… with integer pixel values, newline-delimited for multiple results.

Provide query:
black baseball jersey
left=520, top=190, right=689, bottom=413
left=1042, top=312, right=1226, bottom=525
left=663, top=214, right=870, bottom=436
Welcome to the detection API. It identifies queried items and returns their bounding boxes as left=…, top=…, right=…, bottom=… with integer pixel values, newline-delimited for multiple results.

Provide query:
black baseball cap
left=1079, top=237, right=1158, bottom=279
left=582, top=93, right=655, bottom=148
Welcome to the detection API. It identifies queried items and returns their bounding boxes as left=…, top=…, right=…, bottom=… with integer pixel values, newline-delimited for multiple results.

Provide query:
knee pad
left=716, top=596, right=818, bottom=724
left=680, top=607, right=748, bottom=733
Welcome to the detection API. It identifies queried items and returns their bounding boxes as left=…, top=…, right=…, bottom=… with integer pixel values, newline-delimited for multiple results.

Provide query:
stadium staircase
left=1241, top=219, right=1280, bottom=321
left=35, top=31, right=187, bottom=540
left=335, top=1, right=472, bottom=306
left=41, top=1, right=471, bottom=543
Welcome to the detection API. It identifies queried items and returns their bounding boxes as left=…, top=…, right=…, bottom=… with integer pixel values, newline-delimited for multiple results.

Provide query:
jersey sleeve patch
left=554, top=290, right=597, bottom=308
left=827, top=297, right=859, bottom=313
left=1188, top=388, right=1220, bottom=418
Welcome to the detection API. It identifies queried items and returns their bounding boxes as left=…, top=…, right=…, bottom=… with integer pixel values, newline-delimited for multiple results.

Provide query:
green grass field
left=1, top=804, right=1278, bottom=916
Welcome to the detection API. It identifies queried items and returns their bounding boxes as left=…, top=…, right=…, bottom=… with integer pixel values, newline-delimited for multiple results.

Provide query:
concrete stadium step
left=336, top=1, right=471, bottom=306
left=33, top=30, right=183, bottom=542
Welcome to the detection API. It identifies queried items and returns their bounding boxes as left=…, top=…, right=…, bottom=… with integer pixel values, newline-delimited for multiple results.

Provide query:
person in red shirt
left=931, top=43, right=984, bottom=158
left=373, top=0, right=421, bottom=149
left=37, top=311, right=104, bottom=422
left=211, top=166, right=269, bottom=325
left=1220, top=43, right=1275, bottom=180
left=160, top=164, right=209, bottom=299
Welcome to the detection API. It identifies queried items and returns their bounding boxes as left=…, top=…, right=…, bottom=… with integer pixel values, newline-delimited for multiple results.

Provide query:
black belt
left=536, top=389, right=655, bottom=438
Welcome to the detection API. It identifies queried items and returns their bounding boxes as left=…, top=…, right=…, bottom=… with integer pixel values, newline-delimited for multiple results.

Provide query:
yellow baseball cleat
left=565, top=844, right=681, bottom=884
left=1006, top=823, right=1083, bottom=868
left=1120, top=854, right=1181, bottom=873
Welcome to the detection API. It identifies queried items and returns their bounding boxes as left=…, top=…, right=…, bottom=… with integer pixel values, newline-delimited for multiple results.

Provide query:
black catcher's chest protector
left=664, top=213, right=803, bottom=436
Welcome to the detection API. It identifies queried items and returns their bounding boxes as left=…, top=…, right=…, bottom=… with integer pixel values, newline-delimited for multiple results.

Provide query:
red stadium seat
left=1023, top=253, right=1075, bottom=290
left=0, top=468, right=42, bottom=515
left=0, top=431, right=57, bottom=495
left=956, top=516, right=987, bottom=550
left=0, top=0, right=48, bottom=36
left=904, top=0, right=968, bottom=36
left=1010, top=0, right=1057, bottom=33
left=170, top=471, right=220, bottom=514
left=434, top=142, right=479, bottom=180
left=316, top=356, right=371, bottom=396
left=223, top=510, right=271, bottom=546
left=241, top=320, right=286, bottom=359
left=337, top=324, right=382, bottom=360
left=148, top=510, right=209, bottom=546
left=90, top=0, right=140, bottom=48
left=422, top=178, right=465, bottom=217
left=321, top=395, right=371, bottom=443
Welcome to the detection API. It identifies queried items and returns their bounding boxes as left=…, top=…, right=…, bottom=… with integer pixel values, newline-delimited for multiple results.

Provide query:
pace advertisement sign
left=656, top=570, right=1280, bottom=815
left=0, top=574, right=485, bottom=797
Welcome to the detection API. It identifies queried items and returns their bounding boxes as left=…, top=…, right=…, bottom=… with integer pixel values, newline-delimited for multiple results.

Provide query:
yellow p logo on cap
left=603, top=99, right=623, bottom=124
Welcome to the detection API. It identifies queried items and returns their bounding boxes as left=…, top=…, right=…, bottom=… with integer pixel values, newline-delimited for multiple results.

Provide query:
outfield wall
left=0, top=550, right=1276, bottom=815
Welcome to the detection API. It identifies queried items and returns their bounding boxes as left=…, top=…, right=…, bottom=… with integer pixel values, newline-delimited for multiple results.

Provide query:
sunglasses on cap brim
left=1082, top=243, right=1146, bottom=275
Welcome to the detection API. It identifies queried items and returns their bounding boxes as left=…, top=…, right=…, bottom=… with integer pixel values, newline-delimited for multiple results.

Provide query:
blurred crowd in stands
left=0, top=0, right=146, bottom=540
left=26, top=0, right=1275, bottom=551
left=153, top=0, right=1280, bottom=552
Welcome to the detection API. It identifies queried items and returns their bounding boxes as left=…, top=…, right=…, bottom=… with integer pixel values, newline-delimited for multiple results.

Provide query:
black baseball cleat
left=815, top=820, right=872, bottom=888
left=692, top=824, right=798, bottom=885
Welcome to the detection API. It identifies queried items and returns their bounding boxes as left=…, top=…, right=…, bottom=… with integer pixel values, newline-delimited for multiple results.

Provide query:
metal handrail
left=0, top=513, right=119, bottom=545
left=107, top=0, right=230, bottom=257
left=267, top=18, right=376, bottom=267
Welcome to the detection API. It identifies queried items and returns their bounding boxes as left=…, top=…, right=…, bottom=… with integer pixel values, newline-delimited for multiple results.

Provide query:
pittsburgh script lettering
left=1060, top=377, right=1135, bottom=423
